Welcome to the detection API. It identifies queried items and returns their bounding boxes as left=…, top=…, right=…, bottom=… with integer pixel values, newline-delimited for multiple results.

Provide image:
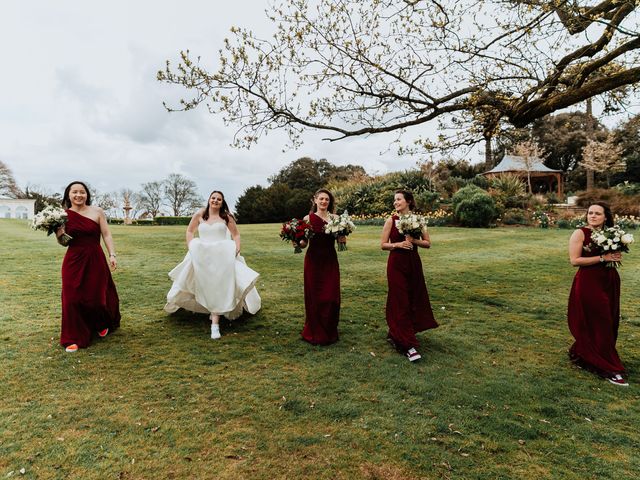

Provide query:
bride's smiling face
left=209, top=192, right=224, bottom=210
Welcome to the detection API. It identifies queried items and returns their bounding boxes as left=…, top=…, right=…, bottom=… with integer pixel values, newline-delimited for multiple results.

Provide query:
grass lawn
left=1, top=219, right=639, bottom=479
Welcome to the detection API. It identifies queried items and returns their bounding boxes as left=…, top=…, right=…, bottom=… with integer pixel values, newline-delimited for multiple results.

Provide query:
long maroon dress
left=60, top=210, right=120, bottom=348
left=385, top=215, right=438, bottom=351
left=567, top=227, right=624, bottom=376
left=301, top=212, right=340, bottom=345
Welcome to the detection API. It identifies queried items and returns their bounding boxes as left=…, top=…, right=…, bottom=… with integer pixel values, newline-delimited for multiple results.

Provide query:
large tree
left=159, top=0, right=640, bottom=152
left=138, top=180, right=165, bottom=218
left=531, top=112, right=607, bottom=172
left=22, top=184, right=62, bottom=213
left=163, top=173, right=202, bottom=216
left=612, top=114, right=640, bottom=184
left=0, top=161, right=22, bottom=198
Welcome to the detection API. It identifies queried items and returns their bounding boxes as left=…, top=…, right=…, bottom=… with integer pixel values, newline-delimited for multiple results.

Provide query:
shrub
left=501, top=208, right=530, bottom=226
left=424, top=209, right=454, bottom=226
left=452, top=185, right=498, bottom=227
left=576, top=188, right=640, bottom=216
left=491, top=173, right=526, bottom=198
left=415, top=190, right=440, bottom=211
left=154, top=216, right=192, bottom=225
left=531, top=208, right=554, bottom=228
left=614, top=181, right=640, bottom=196
left=614, top=214, right=640, bottom=230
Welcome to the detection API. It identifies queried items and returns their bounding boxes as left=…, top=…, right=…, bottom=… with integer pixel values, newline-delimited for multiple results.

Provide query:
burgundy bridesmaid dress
left=385, top=215, right=438, bottom=351
left=301, top=212, right=340, bottom=345
left=567, top=227, right=624, bottom=376
left=60, top=210, right=121, bottom=348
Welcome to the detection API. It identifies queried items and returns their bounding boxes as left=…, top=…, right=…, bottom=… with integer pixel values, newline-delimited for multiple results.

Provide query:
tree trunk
left=484, top=133, right=492, bottom=169
left=585, top=98, right=595, bottom=191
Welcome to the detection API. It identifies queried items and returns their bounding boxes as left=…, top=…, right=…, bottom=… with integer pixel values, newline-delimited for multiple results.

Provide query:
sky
left=0, top=0, right=441, bottom=210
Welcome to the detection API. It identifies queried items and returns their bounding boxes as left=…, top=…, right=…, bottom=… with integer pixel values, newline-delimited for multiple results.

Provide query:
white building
left=0, top=197, right=36, bottom=220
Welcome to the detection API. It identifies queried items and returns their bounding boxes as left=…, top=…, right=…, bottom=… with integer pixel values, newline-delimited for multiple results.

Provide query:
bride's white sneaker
left=210, top=323, right=221, bottom=340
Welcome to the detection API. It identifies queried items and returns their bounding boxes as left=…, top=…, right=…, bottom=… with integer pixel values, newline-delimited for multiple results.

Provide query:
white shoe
left=210, top=324, right=221, bottom=340
left=406, top=348, right=421, bottom=362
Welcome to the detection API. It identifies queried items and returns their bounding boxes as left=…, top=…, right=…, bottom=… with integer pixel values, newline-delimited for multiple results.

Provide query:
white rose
left=621, top=234, right=634, bottom=245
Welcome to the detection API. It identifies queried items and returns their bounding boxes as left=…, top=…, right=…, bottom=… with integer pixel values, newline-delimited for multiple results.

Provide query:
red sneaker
left=607, top=374, right=629, bottom=387
left=98, top=328, right=109, bottom=338
left=65, top=344, right=79, bottom=353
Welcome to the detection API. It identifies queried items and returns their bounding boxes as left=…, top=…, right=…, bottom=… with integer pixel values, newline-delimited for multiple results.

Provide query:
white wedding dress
left=164, top=221, right=261, bottom=319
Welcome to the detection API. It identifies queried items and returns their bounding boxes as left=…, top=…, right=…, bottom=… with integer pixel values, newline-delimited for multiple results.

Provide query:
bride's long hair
left=202, top=190, right=233, bottom=224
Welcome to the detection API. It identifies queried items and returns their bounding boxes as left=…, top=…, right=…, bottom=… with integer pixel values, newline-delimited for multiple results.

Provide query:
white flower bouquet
left=31, top=205, right=72, bottom=245
left=324, top=210, right=356, bottom=251
left=590, top=225, right=634, bottom=268
left=396, top=213, right=428, bottom=239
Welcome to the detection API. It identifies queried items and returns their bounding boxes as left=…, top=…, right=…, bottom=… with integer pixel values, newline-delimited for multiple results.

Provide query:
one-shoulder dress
left=301, top=212, right=340, bottom=345
left=567, top=227, right=624, bottom=377
left=60, top=210, right=121, bottom=348
left=385, top=215, right=438, bottom=351
left=164, top=221, right=261, bottom=319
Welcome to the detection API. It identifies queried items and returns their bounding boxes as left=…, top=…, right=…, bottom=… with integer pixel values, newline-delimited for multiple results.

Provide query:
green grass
left=1, top=220, right=639, bottom=479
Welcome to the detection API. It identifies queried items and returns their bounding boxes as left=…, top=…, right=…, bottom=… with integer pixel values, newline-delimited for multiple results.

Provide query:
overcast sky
left=0, top=0, right=447, bottom=209
left=3, top=1, right=634, bottom=211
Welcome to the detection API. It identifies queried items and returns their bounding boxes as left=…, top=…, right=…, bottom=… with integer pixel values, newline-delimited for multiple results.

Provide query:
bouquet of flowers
left=396, top=213, right=428, bottom=239
left=324, top=210, right=356, bottom=251
left=590, top=225, right=634, bottom=268
left=31, top=205, right=72, bottom=245
left=280, top=218, right=314, bottom=253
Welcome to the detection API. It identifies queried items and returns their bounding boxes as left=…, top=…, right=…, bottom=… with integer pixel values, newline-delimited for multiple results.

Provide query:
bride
left=164, top=190, right=261, bottom=339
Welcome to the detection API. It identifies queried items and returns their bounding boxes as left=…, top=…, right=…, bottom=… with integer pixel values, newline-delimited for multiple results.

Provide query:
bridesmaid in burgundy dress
left=381, top=190, right=437, bottom=362
left=55, top=181, right=120, bottom=352
left=298, top=189, right=344, bottom=345
left=567, top=202, right=626, bottom=386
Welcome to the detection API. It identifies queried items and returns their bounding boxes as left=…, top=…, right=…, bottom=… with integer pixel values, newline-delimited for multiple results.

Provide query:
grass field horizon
left=1, top=220, right=639, bottom=479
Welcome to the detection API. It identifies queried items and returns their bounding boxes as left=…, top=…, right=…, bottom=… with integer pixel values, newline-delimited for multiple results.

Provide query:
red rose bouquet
left=280, top=218, right=314, bottom=253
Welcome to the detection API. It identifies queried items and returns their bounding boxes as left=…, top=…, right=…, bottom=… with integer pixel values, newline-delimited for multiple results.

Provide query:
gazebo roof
left=483, top=155, right=562, bottom=174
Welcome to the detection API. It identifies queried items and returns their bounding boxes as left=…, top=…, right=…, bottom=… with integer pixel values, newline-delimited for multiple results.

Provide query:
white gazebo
left=0, top=197, right=36, bottom=220
left=482, top=155, right=563, bottom=195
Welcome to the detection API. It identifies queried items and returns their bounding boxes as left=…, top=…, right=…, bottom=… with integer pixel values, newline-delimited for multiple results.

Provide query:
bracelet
left=599, top=255, right=604, bottom=263
left=110, top=254, right=117, bottom=257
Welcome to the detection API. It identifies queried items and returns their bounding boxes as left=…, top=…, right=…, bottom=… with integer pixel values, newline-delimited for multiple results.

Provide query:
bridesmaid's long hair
left=62, top=181, right=92, bottom=209
left=587, top=201, right=614, bottom=228
left=395, top=189, right=416, bottom=211
left=202, top=190, right=233, bottom=224
left=310, top=188, right=335, bottom=214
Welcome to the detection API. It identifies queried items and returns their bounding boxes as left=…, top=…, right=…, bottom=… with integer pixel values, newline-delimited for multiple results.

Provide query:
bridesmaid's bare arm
left=569, top=229, right=620, bottom=266
left=186, top=209, right=204, bottom=247
left=381, top=217, right=412, bottom=251
left=408, top=227, right=431, bottom=249
left=97, top=207, right=117, bottom=269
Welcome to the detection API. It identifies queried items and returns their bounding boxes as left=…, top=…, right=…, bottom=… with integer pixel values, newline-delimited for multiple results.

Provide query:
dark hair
left=62, top=181, right=92, bottom=209
left=310, top=188, right=335, bottom=214
left=586, top=201, right=614, bottom=228
left=202, top=190, right=233, bottom=224
left=395, top=190, right=416, bottom=211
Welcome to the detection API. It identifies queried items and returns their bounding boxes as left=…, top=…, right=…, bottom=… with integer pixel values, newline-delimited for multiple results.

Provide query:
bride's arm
left=227, top=216, right=241, bottom=256
left=186, top=210, right=203, bottom=248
